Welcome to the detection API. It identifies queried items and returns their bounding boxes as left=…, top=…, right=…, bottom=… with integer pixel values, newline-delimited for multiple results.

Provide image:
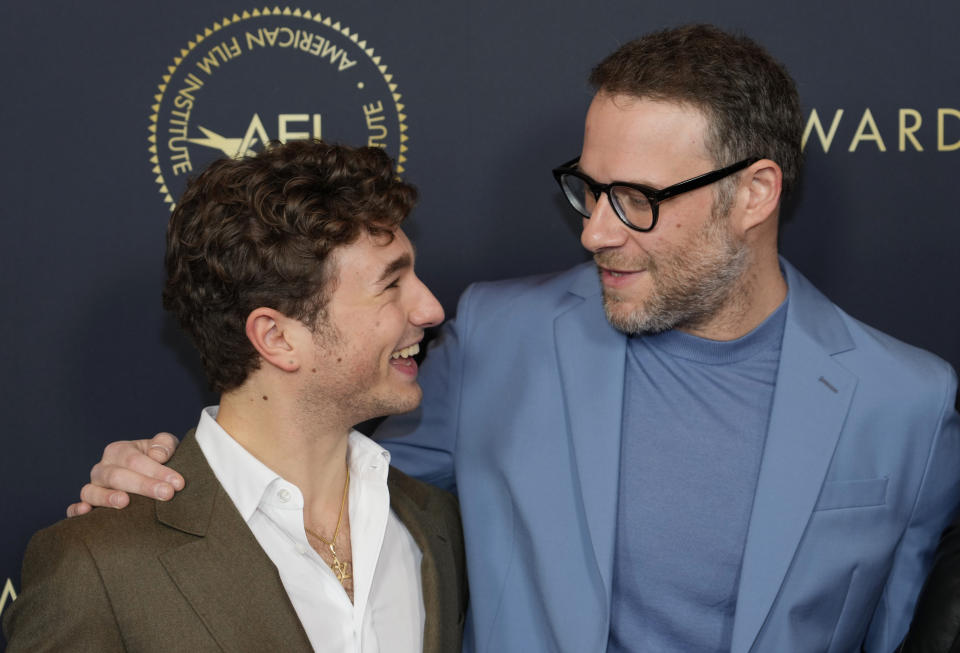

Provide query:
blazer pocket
left=814, top=478, right=888, bottom=511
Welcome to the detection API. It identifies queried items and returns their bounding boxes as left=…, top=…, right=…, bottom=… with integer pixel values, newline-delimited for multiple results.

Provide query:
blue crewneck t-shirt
left=608, top=298, right=788, bottom=652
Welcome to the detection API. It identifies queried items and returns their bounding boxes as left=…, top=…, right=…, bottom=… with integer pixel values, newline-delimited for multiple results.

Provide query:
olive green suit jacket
left=3, top=432, right=467, bottom=652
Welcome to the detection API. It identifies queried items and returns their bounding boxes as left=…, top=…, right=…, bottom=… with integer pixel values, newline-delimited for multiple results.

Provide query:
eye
left=385, top=278, right=400, bottom=290
left=614, top=186, right=651, bottom=209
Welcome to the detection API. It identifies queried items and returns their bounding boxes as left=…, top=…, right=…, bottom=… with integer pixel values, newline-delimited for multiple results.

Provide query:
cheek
left=334, top=341, right=382, bottom=379
left=642, top=216, right=700, bottom=254
left=623, top=232, right=656, bottom=258
left=377, top=302, right=408, bottom=333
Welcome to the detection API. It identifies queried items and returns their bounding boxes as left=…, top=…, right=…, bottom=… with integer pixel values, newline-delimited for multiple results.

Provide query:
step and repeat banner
left=2, top=1, right=958, bottom=645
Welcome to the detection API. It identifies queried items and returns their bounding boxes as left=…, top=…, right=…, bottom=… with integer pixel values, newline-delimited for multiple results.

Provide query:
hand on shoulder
left=66, top=433, right=185, bottom=517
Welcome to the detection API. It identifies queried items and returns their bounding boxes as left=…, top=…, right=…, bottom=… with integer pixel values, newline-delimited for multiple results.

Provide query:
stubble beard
left=302, top=319, right=424, bottom=428
left=599, top=208, right=751, bottom=336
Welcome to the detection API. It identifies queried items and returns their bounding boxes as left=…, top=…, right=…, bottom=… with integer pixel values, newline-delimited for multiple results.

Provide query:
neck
left=680, top=248, right=787, bottom=341
left=216, top=377, right=351, bottom=515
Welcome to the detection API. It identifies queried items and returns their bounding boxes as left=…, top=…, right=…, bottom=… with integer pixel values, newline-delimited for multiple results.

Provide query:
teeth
left=391, top=343, right=420, bottom=360
left=610, top=271, right=623, bottom=277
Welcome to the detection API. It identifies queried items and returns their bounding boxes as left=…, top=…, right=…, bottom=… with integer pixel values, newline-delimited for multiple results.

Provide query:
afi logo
left=189, top=113, right=323, bottom=158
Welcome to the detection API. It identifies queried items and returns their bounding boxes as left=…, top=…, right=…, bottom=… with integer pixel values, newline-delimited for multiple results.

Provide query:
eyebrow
left=578, top=163, right=659, bottom=189
left=376, top=251, right=413, bottom=285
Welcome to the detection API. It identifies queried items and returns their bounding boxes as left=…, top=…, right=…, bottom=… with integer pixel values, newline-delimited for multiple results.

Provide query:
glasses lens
left=611, top=185, right=654, bottom=230
left=560, top=174, right=596, bottom=217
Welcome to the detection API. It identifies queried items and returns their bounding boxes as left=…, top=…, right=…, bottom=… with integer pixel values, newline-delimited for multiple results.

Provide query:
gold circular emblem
left=149, top=7, right=408, bottom=210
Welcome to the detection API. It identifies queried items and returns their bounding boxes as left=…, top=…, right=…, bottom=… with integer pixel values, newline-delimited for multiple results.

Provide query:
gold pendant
left=329, top=544, right=352, bottom=583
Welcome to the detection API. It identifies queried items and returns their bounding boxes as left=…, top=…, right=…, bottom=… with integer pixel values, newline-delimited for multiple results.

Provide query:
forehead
left=330, top=228, right=413, bottom=286
left=580, top=94, right=712, bottom=184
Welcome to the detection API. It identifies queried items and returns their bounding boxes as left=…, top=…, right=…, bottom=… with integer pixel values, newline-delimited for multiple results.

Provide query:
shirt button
left=277, top=488, right=291, bottom=503
left=295, top=543, right=308, bottom=555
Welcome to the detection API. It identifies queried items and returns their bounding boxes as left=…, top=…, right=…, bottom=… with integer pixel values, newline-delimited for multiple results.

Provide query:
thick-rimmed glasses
left=552, top=156, right=760, bottom=232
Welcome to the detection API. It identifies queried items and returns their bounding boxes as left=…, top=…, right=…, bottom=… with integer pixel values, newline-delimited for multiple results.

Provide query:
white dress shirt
left=194, top=407, right=424, bottom=653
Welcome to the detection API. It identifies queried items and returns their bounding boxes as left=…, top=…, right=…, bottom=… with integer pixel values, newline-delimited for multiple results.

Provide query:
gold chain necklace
left=305, top=466, right=352, bottom=586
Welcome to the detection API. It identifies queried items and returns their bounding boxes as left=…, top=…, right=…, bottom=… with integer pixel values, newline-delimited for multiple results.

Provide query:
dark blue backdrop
left=2, top=2, right=958, bottom=646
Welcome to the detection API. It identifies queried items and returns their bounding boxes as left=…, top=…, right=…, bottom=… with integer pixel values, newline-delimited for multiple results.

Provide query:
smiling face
left=579, top=94, right=751, bottom=336
left=301, top=228, right=444, bottom=425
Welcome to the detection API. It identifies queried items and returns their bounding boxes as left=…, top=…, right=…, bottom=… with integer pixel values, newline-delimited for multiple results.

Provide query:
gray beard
left=600, top=218, right=750, bottom=336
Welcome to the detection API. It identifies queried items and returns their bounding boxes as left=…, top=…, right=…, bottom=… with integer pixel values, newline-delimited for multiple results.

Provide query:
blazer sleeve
left=896, top=513, right=960, bottom=652
left=864, top=367, right=960, bottom=651
left=376, top=283, right=478, bottom=494
left=3, top=522, right=127, bottom=653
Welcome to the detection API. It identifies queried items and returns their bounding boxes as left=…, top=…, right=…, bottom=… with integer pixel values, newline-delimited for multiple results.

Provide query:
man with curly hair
left=3, top=141, right=466, bottom=653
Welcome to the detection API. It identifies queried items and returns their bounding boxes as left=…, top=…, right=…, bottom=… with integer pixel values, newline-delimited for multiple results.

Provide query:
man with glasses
left=69, top=24, right=959, bottom=652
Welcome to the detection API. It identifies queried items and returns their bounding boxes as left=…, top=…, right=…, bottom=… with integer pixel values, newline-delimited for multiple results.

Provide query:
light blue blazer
left=378, top=259, right=960, bottom=653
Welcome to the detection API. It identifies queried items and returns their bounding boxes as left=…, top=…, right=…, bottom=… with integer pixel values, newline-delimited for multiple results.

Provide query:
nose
left=410, top=276, right=445, bottom=328
left=580, top=193, right=629, bottom=253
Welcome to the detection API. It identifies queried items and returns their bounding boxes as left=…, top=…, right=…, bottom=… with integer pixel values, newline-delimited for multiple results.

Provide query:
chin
left=602, top=297, right=676, bottom=336
left=603, top=297, right=642, bottom=331
left=376, top=385, right=424, bottom=417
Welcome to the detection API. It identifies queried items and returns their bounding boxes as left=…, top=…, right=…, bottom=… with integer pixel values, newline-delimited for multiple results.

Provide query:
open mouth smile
left=389, top=342, right=421, bottom=377
left=391, top=343, right=419, bottom=360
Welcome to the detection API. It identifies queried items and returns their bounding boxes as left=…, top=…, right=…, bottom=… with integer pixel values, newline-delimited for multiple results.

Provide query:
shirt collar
left=635, top=295, right=789, bottom=365
left=194, top=406, right=392, bottom=522
left=347, top=429, right=391, bottom=483
left=194, top=406, right=279, bottom=522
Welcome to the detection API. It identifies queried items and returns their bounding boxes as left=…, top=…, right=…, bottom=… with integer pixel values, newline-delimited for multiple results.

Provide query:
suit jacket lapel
left=554, top=266, right=628, bottom=614
left=155, top=434, right=314, bottom=652
left=388, top=468, right=464, bottom=653
left=730, top=261, right=857, bottom=653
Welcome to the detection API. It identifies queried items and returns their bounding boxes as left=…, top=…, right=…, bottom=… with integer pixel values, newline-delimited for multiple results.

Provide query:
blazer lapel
left=388, top=468, right=465, bottom=653
left=730, top=261, right=857, bottom=653
left=155, top=434, right=314, bottom=652
left=554, top=267, right=628, bottom=614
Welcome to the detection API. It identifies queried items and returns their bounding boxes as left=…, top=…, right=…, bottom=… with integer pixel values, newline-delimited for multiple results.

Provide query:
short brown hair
left=589, top=24, right=803, bottom=204
left=162, top=141, right=416, bottom=393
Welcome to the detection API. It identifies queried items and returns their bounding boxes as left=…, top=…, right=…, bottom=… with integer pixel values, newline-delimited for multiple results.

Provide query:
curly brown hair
left=589, top=24, right=803, bottom=212
left=162, top=140, right=417, bottom=393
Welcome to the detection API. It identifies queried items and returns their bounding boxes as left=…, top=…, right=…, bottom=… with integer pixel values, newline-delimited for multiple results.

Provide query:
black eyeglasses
left=552, top=156, right=760, bottom=232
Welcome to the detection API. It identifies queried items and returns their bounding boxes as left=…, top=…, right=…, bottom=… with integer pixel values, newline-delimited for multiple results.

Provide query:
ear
left=245, top=307, right=302, bottom=373
left=734, top=159, right=782, bottom=234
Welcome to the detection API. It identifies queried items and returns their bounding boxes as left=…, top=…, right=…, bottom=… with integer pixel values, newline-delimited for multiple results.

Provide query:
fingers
left=89, top=457, right=181, bottom=501
left=90, top=440, right=185, bottom=503
left=66, top=501, right=92, bottom=518
left=78, top=482, right=132, bottom=509
left=143, top=432, right=180, bottom=463
left=67, top=435, right=186, bottom=515
left=101, top=440, right=185, bottom=488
